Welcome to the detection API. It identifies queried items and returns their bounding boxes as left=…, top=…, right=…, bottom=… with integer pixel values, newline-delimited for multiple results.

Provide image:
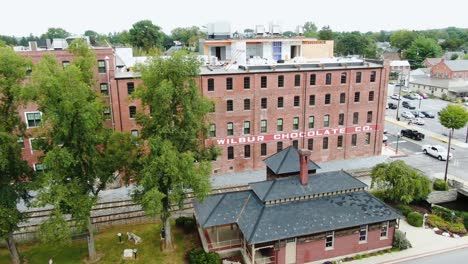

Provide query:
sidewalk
left=385, top=116, right=468, bottom=149
left=348, top=220, right=468, bottom=263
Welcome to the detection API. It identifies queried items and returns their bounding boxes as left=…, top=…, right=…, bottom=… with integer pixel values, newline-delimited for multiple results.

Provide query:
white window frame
left=25, top=111, right=42, bottom=128
left=325, top=231, right=334, bottom=250
left=380, top=221, right=389, bottom=239
left=34, top=163, right=45, bottom=172
left=29, top=138, right=38, bottom=154
left=359, top=225, right=368, bottom=243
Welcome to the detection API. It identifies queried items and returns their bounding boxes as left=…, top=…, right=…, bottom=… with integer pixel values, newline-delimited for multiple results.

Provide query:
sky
left=1, top=0, right=467, bottom=37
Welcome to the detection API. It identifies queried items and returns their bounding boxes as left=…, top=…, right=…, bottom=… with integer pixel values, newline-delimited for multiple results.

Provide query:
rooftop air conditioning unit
left=296, top=26, right=304, bottom=35
left=255, top=25, right=265, bottom=36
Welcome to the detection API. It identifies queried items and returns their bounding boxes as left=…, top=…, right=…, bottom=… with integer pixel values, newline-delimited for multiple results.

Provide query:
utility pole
left=395, top=75, right=404, bottom=121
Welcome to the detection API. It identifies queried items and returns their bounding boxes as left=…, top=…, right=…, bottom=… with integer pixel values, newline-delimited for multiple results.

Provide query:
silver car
left=401, top=111, right=415, bottom=119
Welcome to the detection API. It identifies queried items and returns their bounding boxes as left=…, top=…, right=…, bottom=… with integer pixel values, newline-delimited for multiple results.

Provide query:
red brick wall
left=113, top=78, right=143, bottom=133
left=431, top=61, right=453, bottom=78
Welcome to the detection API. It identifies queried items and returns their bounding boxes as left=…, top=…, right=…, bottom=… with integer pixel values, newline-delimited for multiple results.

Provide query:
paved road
left=401, top=247, right=468, bottom=263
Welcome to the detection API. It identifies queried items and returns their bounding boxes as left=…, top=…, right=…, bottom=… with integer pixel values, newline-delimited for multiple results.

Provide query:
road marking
left=389, top=141, right=407, bottom=144
left=414, top=152, right=423, bottom=154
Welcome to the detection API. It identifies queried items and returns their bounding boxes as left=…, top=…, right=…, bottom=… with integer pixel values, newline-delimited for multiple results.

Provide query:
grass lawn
left=0, top=221, right=199, bottom=264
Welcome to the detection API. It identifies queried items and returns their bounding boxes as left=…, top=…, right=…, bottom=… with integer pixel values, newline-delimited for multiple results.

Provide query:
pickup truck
left=400, top=129, right=425, bottom=140
left=422, top=145, right=453, bottom=161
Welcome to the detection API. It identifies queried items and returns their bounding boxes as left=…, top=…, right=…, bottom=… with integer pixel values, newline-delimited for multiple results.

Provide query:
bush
left=449, top=223, right=467, bottom=234
left=407, top=212, right=423, bottom=227
left=397, top=205, right=412, bottom=217
left=371, top=190, right=386, bottom=201
left=427, top=214, right=450, bottom=231
left=188, top=248, right=221, bottom=264
left=461, top=212, right=468, bottom=230
left=176, top=216, right=196, bottom=233
left=432, top=205, right=460, bottom=222
left=393, top=230, right=412, bottom=250
left=433, top=179, right=449, bottom=191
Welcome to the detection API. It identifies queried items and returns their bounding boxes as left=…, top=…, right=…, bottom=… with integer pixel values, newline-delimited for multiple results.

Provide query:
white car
left=401, top=111, right=415, bottom=119
left=409, top=118, right=425, bottom=125
left=391, top=94, right=401, bottom=100
left=422, top=145, right=453, bottom=161
left=401, top=87, right=410, bottom=92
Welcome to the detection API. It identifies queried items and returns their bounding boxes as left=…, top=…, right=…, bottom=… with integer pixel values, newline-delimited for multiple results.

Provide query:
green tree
left=83, top=30, right=103, bottom=46
left=0, top=47, right=34, bottom=264
left=303, top=21, right=318, bottom=37
left=40, top=27, right=70, bottom=39
left=370, top=160, right=431, bottom=204
left=282, top=31, right=297, bottom=38
left=132, top=52, right=217, bottom=251
left=318, top=26, right=333, bottom=40
left=439, top=104, right=468, bottom=182
left=171, top=26, right=206, bottom=48
left=129, top=20, right=164, bottom=52
left=405, top=36, right=443, bottom=68
left=32, top=40, right=139, bottom=261
left=390, top=30, right=417, bottom=50
left=0, top=35, right=18, bottom=46
left=335, top=31, right=377, bottom=58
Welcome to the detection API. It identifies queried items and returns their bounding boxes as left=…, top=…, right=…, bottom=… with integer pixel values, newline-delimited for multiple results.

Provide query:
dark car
left=421, top=111, right=435, bottom=118
left=411, top=111, right=425, bottom=118
left=403, top=94, right=415, bottom=100
left=402, top=101, right=416, bottom=109
left=388, top=102, right=398, bottom=109
left=401, top=129, right=425, bottom=140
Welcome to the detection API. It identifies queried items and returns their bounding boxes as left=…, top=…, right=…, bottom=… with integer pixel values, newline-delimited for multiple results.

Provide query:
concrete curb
left=431, top=135, right=448, bottom=143
left=379, top=243, right=468, bottom=264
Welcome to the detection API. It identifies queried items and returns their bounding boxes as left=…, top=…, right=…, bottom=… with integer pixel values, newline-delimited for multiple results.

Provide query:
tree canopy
left=129, top=20, right=165, bottom=52
left=371, top=160, right=431, bottom=204
left=303, top=21, right=318, bottom=37
left=318, top=26, right=334, bottom=40
left=171, top=26, right=206, bottom=47
left=390, top=30, right=417, bottom=51
left=40, top=27, right=70, bottom=39
left=335, top=31, right=377, bottom=58
left=439, top=104, right=468, bottom=130
left=405, top=36, right=443, bottom=68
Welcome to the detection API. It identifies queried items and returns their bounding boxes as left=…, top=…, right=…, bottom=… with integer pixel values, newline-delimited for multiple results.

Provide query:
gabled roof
left=444, top=60, right=468, bottom=71
left=425, top=58, right=442, bottom=66
left=250, top=170, right=367, bottom=202
left=263, top=146, right=320, bottom=175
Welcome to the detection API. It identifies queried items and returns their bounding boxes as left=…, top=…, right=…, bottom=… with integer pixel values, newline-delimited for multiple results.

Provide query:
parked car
left=402, top=101, right=416, bottom=109
left=401, top=87, right=410, bottom=92
left=388, top=102, right=398, bottom=109
left=411, top=111, right=425, bottom=118
left=403, top=94, right=414, bottom=100
left=409, top=118, right=425, bottom=125
left=401, top=111, right=415, bottom=119
left=420, top=111, right=435, bottom=118
left=419, top=92, right=428, bottom=99
left=401, top=129, right=425, bottom=140
left=383, top=134, right=388, bottom=144
left=412, top=94, right=423, bottom=100
left=422, top=145, right=453, bottom=161
left=390, top=94, right=401, bottom=100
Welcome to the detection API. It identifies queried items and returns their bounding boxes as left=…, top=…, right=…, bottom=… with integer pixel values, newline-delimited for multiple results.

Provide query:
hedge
left=433, top=179, right=449, bottom=191
left=176, top=216, right=196, bottom=233
left=407, top=212, right=423, bottom=227
left=393, top=230, right=412, bottom=250
left=188, top=248, right=221, bottom=264
left=396, top=205, right=412, bottom=217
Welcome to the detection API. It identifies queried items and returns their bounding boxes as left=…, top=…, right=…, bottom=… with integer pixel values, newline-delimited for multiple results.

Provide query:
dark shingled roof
left=263, top=146, right=320, bottom=175
left=250, top=170, right=367, bottom=202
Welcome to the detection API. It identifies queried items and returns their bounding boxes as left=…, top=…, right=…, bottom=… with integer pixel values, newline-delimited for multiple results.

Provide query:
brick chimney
left=298, top=149, right=312, bottom=185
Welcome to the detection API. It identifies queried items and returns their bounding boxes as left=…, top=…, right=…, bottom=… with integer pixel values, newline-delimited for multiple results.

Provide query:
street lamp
left=395, top=132, right=401, bottom=154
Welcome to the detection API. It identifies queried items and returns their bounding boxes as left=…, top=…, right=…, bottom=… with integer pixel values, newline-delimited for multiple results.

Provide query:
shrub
left=393, top=230, right=412, bottom=250
left=371, top=190, right=386, bottom=201
left=461, top=212, right=468, bottom=230
left=397, top=205, right=412, bottom=217
left=427, top=214, right=450, bottom=231
left=433, top=179, right=449, bottom=191
left=188, top=248, right=221, bottom=264
left=449, top=223, right=467, bottom=234
left=407, top=212, right=423, bottom=227
left=176, top=216, right=196, bottom=233
left=432, top=205, right=460, bottom=222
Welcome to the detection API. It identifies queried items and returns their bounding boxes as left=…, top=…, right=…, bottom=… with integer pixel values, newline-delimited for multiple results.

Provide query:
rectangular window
left=292, top=140, right=299, bottom=148
left=353, top=112, right=359, bottom=125
left=227, top=122, right=234, bottom=136
left=261, top=143, right=267, bottom=156
left=227, top=100, right=233, bottom=111
left=103, top=107, right=111, bottom=120
left=324, top=94, right=331, bottom=105
left=307, top=139, right=314, bottom=150
left=209, top=124, right=216, bottom=137
left=18, top=137, right=25, bottom=148
left=226, top=77, right=233, bottom=90
left=359, top=225, right=368, bottom=242
left=62, top=60, right=70, bottom=68
left=326, top=73, right=332, bottom=85
left=129, top=106, right=136, bottom=118
left=340, top=93, right=346, bottom=104
left=351, top=134, right=357, bottom=146
left=261, top=120, right=267, bottom=133
left=354, top=92, right=360, bottom=102
left=367, top=111, right=373, bottom=123
left=370, top=71, right=376, bottom=82
left=34, top=163, right=45, bottom=175
left=338, top=113, right=344, bottom=126
left=26, top=112, right=42, bottom=128
left=261, top=76, right=267, bottom=88
left=341, top=72, right=347, bottom=84
left=356, top=72, right=362, bottom=83
left=261, top=98, right=267, bottom=109
left=308, top=116, right=315, bottom=129
left=325, top=231, right=334, bottom=249
left=294, top=96, right=300, bottom=107
left=227, top=146, right=234, bottom=160
left=309, top=95, right=315, bottom=106
left=100, top=83, right=108, bottom=95
left=337, top=135, right=343, bottom=148
left=208, top=78, right=214, bottom=91
left=324, top=115, right=330, bottom=127
left=294, top=74, right=301, bottom=86
left=244, top=77, right=250, bottom=89
left=244, top=121, right=250, bottom=135
left=368, top=91, right=375, bottom=101
left=244, top=145, right=251, bottom=158
left=30, top=138, right=40, bottom=151
left=98, top=60, right=106, bottom=73
left=277, top=97, right=284, bottom=108
left=310, top=74, right=316, bottom=86
left=380, top=222, right=389, bottom=238
left=244, top=99, right=251, bottom=110
left=278, top=75, right=284, bottom=88
left=277, top=141, right=283, bottom=152
left=127, top=82, right=135, bottom=95
left=365, top=132, right=371, bottom=145
left=323, top=137, right=329, bottom=150
left=131, top=129, right=139, bottom=137
left=293, top=117, right=299, bottom=130
left=277, top=118, right=283, bottom=131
